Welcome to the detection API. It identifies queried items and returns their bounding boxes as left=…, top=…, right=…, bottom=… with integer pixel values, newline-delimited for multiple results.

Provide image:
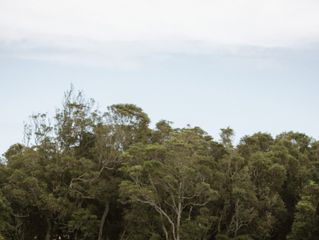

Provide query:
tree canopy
left=0, top=89, right=318, bottom=240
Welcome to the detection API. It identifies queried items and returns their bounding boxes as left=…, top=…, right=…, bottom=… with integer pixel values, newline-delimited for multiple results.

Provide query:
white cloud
left=1, top=0, right=319, bottom=67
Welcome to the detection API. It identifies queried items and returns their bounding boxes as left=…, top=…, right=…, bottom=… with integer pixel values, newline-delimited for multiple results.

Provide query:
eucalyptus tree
left=120, top=128, right=218, bottom=240
left=289, top=181, right=319, bottom=240
left=1, top=87, right=319, bottom=240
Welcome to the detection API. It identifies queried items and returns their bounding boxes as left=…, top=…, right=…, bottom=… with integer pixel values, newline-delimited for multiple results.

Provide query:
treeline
left=1, top=89, right=319, bottom=240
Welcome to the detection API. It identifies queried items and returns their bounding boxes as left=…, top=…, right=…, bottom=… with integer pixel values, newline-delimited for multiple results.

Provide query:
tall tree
left=120, top=128, right=218, bottom=240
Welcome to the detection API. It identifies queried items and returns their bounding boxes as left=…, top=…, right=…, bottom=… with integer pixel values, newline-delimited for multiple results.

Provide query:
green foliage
left=1, top=88, right=319, bottom=239
left=67, top=208, right=99, bottom=239
left=120, top=128, right=218, bottom=240
left=288, top=181, right=319, bottom=240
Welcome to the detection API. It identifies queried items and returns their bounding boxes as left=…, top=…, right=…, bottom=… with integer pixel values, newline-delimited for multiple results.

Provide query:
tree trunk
left=45, top=218, right=52, bottom=240
left=98, top=200, right=110, bottom=240
left=176, top=201, right=182, bottom=240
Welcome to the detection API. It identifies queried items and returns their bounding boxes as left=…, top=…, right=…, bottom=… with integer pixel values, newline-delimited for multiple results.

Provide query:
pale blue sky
left=1, top=46, right=319, bottom=155
left=1, top=0, right=319, bottom=154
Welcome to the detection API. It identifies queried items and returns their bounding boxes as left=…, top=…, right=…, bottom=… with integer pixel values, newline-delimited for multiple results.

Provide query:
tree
left=289, top=181, right=319, bottom=240
left=220, top=127, right=234, bottom=150
left=1, top=87, right=319, bottom=239
left=120, top=128, right=218, bottom=240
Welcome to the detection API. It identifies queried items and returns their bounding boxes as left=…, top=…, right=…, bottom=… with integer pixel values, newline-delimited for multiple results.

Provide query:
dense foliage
left=1, top=89, right=319, bottom=240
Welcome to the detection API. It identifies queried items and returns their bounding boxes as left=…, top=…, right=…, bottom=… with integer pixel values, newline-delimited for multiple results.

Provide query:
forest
left=0, top=89, right=318, bottom=240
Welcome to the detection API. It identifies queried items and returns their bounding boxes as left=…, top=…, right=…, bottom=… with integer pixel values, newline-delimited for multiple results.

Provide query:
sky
left=1, top=0, right=319, bottom=155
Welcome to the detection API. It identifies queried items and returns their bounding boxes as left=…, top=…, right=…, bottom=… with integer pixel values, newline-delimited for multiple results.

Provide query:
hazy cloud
left=1, top=0, right=319, bottom=67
